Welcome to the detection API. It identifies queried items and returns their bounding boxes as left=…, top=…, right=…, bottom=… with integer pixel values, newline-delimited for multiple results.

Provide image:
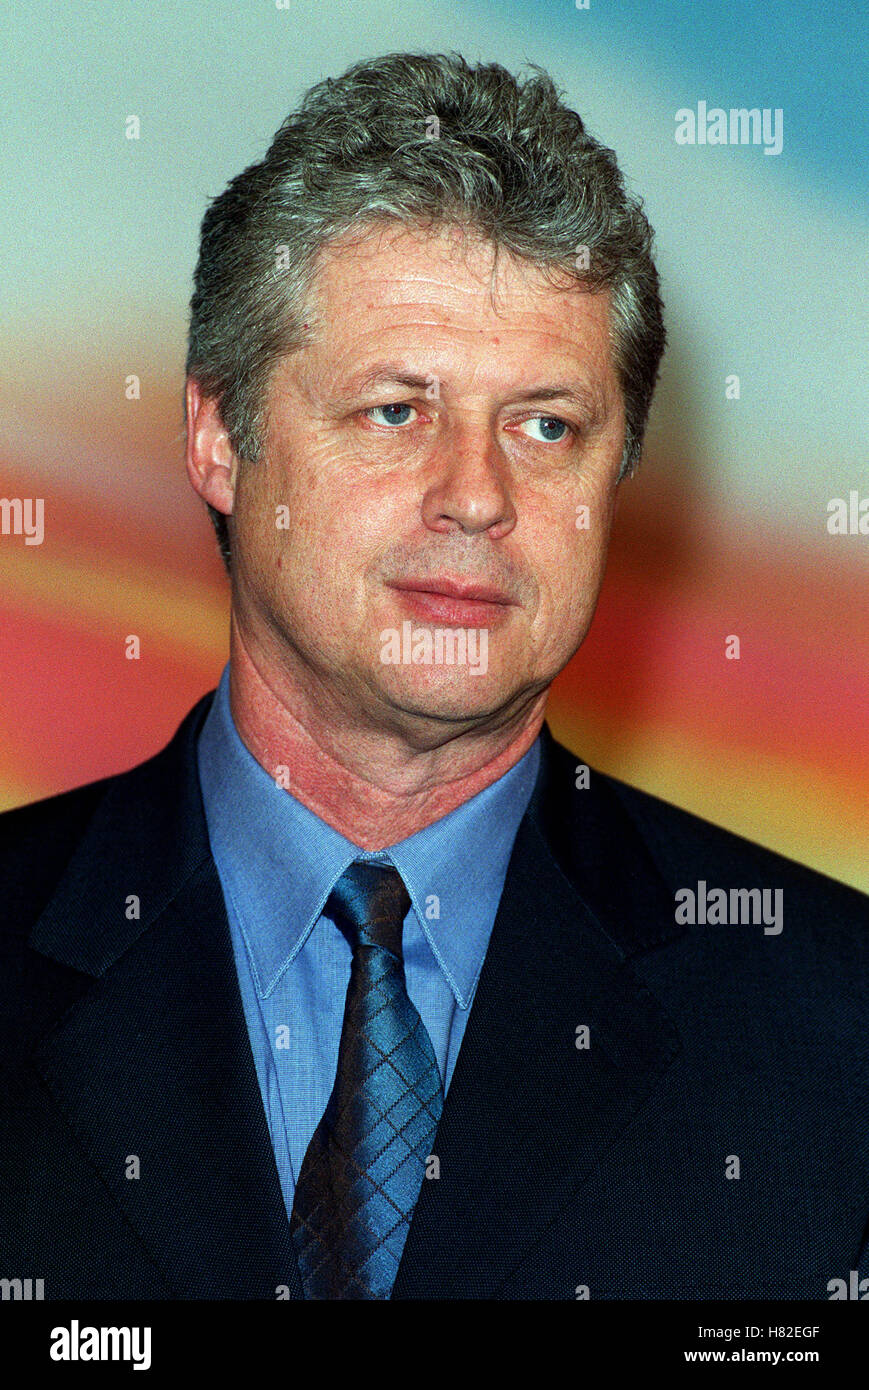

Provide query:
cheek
left=527, top=490, right=615, bottom=639
left=241, top=444, right=336, bottom=568
left=268, top=467, right=397, bottom=610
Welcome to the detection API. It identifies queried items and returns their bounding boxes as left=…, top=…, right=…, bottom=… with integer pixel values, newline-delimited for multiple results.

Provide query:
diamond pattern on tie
left=290, top=862, right=444, bottom=1299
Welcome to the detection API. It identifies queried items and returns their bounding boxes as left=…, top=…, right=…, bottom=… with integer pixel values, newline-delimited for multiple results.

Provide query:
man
left=1, top=52, right=866, bottom=1302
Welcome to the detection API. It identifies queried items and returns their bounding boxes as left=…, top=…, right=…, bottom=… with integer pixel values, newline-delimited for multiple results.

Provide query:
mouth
left=387, top=577, right=516, bottom=627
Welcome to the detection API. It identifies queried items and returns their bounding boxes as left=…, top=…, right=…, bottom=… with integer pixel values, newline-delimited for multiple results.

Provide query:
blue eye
left=519, top=415, right=571, bottom=443
left=366, top=403, right=417, bottom=426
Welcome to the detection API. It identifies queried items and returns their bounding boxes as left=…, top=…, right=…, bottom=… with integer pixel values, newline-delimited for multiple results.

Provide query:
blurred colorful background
left=1, top=1, right=866, bottom=888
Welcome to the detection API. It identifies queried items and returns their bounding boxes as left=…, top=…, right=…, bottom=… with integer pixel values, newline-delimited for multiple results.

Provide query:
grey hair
left=186, top=51, right=666, bottom=574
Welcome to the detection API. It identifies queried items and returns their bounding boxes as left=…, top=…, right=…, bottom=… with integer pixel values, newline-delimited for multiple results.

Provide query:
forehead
left=312, top=220, right=561, bottom=306
left=298, top=220, right=617, bottom=390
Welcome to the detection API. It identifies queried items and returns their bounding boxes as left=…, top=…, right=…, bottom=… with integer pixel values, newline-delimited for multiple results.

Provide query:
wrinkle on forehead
left=310, top=218, right=585, bottom=320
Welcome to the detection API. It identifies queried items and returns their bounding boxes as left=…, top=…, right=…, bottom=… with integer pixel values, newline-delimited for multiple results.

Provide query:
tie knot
left=326, top=862, right=411, bottom=958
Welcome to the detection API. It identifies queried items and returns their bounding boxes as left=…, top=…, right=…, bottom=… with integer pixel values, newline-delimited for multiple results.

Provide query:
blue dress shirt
left=196, top=663, right=540, bottom=1222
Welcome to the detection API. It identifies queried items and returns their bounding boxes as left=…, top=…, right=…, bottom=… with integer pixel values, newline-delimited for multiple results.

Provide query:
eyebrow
left=342, top=365, right=605, bottom=415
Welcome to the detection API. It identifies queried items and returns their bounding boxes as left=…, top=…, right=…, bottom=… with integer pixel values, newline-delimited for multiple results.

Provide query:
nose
left=420, top=422, right=517, bottom=539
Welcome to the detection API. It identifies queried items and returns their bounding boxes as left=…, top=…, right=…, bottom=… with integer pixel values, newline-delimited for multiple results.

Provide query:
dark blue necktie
left=290, top=862, right=444, bottom=1299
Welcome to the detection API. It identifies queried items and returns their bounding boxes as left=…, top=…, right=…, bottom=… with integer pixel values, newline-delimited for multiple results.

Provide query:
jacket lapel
left=392, top=726, right=683, bottom=1299
left=29, top=697, right=303, bottom=1299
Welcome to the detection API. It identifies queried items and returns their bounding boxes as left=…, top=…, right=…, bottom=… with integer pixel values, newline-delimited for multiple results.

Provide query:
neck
left=226, top=616, right=547, bottom=849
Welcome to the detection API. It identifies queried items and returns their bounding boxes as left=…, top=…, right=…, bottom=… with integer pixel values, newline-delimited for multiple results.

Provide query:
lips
left=390, top=577, right=513, bottom=605
left=388, top=577, right=515, bottom=627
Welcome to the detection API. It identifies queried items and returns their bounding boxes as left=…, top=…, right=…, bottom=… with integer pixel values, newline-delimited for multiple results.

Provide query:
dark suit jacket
left=1, top=692, right=866, bottom=1299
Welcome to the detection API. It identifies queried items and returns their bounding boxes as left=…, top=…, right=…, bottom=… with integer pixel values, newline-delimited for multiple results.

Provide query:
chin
left=376, top=668, right=519, bottom=725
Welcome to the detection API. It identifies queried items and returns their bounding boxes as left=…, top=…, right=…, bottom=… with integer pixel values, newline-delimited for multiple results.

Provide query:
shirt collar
left=197, top=664, right=540, bottom=1009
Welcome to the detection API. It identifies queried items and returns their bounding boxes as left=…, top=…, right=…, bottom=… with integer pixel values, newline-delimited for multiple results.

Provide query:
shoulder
left=0, top=693, right=214, bottom=948
left=606, top=769, right=866, bottom=920
left=0, top=776, right=117, bottom=927
left=538, top=727, right=867, bottom=958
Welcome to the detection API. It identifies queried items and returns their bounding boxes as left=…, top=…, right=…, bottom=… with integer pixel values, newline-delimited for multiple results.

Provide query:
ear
left=185, top=379, right=238, bottom=516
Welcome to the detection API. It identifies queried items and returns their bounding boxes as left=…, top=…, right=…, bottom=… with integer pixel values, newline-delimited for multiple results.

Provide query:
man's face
left=230, top=221, right=626, bottom=740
